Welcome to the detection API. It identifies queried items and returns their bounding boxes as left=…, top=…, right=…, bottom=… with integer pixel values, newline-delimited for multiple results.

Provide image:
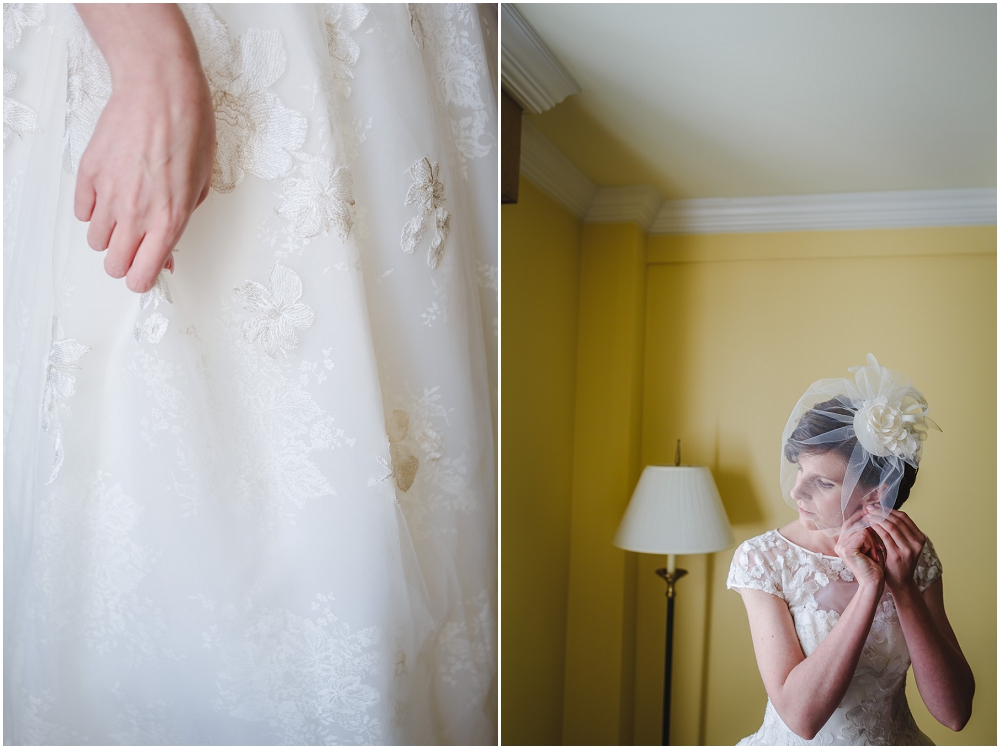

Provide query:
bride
left=727, top=355, right=974, bottom=745
left=4, top=3, right=496, bottom=744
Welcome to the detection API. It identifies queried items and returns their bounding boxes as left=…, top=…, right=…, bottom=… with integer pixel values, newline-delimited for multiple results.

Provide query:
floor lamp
left=613, top=460, right=734, bottom=746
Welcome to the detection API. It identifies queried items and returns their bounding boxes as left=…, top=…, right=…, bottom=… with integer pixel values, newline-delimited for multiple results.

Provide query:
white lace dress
left=727, top=530, right=941, bottom=746
left=4, top=4, right=496, bottom=745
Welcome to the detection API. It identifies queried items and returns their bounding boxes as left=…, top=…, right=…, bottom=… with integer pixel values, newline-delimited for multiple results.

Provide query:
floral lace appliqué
left=408, top=5, right=494, bottom=171
left=133, top=312, right=169, bottom=344
left=4, top=3, right=44, bottom=49
left=221, top=299, right=350, bottom=533
left=730, top=529, right=938, bottom=745
left=386, top=409, right=419, bottom=492
left=215, top=594, right=382, bottom=745
left=36, top=471, right=163, bottom=664
left=234, top=264, right=315, bottom=358
left=3, top=4, right=44, bottom=150
left=913, top=538, right=942, bottom=591
left=278, top=156, right=355, bottom=242
left=401, top=156, right=450, bottom=269
left=388, top=386, right=470, bottom=539
left=437, top=589, right=494, bottom=710
left=41, top=336, right=91, bottom=483
left=3, top=65, right=38, bottom=149
left=65, top=7, right=112, bottom=175
left=321, top=4, right=369, bottom=98
left=181, top=5, right=307, bottom=194
left=139, top=271, right=173, bottom=310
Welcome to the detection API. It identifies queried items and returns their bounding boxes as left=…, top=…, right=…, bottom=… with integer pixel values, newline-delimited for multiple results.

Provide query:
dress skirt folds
left=3, top=4, right=497, bottom=744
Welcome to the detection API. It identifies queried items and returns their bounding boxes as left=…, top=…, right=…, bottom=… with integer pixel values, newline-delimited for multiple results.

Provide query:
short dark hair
left=784, top=397, right=918, bottom=509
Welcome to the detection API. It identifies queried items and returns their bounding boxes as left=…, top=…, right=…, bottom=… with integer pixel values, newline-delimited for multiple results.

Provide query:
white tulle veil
left=779, top=354, right=940, bottom=536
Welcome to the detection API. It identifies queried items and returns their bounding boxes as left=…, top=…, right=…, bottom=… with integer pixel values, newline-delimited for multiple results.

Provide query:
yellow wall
left=501, top=195, right=996, bottom=746
left=561, top=221, right=648, bottom=745
left=639, top=226, right=996, bottom=746
left=500, top=177, right=582, bottom=745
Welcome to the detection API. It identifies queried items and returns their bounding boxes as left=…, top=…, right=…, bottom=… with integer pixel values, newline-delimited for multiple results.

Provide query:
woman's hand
left=74, top=4, right=216, bottom=294
left=870, top=510, right=926, bottom=595
left=835, top=528, right=886, bottom=594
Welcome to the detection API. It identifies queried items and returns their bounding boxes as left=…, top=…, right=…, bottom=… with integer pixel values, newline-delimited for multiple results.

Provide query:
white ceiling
left=515, top=3, right=997, bottom=201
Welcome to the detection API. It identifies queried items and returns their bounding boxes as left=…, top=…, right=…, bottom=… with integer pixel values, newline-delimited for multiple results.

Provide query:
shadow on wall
left=714, top=467, right=766, bottom=527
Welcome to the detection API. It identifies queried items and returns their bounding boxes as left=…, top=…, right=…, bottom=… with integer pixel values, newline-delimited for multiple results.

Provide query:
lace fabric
left=4, top=4, right=496, bottom=745
left=727, top=530, right=940, bottom=745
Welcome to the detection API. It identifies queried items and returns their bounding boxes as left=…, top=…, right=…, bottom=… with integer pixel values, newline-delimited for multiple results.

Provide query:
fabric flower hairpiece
left=848, top=354, right=940, bottom=463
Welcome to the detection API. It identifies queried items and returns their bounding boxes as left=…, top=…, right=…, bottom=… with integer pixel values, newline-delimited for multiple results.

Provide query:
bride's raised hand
left=73, top=4, right=215, bottom=294
left=835, top=527, right=886, bottom=594
left=870, top=510, right=926, bottom=594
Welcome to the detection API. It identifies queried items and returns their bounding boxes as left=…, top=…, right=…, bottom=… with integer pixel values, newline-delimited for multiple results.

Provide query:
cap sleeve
left=913, top=537, right=942, bottom=592
left=727, top=536, right=783, bottom=599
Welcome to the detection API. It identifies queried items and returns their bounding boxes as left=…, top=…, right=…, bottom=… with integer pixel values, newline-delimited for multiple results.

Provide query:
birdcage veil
left=779, top=354, right=940, bottom=536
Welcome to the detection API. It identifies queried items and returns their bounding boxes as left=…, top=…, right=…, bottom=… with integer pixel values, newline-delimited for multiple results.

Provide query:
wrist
left=855, top=575, right=884, bottom=598
left=889, top=578, right=921, bottom=604
left=77, top=5, right=204, bottom=89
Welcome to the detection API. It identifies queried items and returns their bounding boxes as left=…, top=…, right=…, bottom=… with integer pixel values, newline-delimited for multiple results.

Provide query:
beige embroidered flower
left=133, top=312, right=169, bottom=344
left=42, top=338, right=91, bottom=431
left=3, top=3, right=44, bottom=49
left=278, top=157, right=355, bottom=242
left=386, top=409, right=419, bottom=492
left=3, top=66, right=38, bottom=149
left=405, top=156, right=445, bottom=214
left=234, top=264, right=315, bottom=358
left=182, top=6, right=307, bottom=194
left=401, top=156, right=450, bottom=269
left=322, top=4, right=369, bottom=98
left=427, top=207, right=450, bottom=270
left=408, top=5, right=494, bottom=167
left=41, top=336, right=91, bottom=484
left=139, top=272, right=173, bottom=310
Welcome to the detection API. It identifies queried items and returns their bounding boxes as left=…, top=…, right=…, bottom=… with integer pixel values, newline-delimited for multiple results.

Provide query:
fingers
left=889, top=511, right=926, bottom=544
left=74, top=170, right=97, bottom=223
left=195, top=180, right=211, bottom=208
left=126, top=230, right=173, bottom=293
left=870, top=523, right=901, bottom=558
left=105, top=224, right=144, bottom=280
left=879, top=511, right=926, bottom=553
left=864, top=528, right=886, bottom=565
left=870, top=532, right=886, bottom=568
left=86, top=206, right=116, bottom=252
left=875, top=517, right=905, bottom=547
left=87, top=203, right=183, bottom=291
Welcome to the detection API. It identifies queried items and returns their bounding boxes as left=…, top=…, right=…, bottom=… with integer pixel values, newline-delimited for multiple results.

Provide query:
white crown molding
left=651, top=188, right=998, bottom=235
left=585, top=186, right=663, bottom=232
left=501, top=4, right=580, bottom=114
left=519, top=120, right=597, bottom=218
left=518, top=124, right=996, bottom=232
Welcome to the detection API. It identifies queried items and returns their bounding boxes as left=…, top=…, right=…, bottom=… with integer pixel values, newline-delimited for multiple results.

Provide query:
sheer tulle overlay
left=728, top=531, right=939, bottom=746
left=3, top=4, right=497, bottom=745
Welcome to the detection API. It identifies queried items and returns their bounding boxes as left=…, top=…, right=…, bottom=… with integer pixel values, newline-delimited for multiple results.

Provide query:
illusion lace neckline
left=774, top=529, right=840, bottom=559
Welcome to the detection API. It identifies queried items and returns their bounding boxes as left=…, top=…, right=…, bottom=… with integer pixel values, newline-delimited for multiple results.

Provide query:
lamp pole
left=612, top=451, right=733, bottom=748
left=656, top=556, right=687, bottom=746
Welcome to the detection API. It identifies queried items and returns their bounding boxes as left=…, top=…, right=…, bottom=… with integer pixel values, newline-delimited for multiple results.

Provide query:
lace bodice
left=727, top=530, right=941, bottom=745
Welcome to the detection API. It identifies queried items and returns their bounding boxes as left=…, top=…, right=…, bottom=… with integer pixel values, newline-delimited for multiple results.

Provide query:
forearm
left=892, top=583, right=975, bottom=730
left=772, top=585, right=881, bottom=739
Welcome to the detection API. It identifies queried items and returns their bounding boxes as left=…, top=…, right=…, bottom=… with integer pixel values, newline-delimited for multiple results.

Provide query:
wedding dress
left=727, top=530, right=939, bottom=746
left=4, top=4, right=497, bottom=745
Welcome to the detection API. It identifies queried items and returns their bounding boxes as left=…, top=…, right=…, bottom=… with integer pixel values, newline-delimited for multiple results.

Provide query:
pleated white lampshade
left=614, top=466, right=735, bottom=554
